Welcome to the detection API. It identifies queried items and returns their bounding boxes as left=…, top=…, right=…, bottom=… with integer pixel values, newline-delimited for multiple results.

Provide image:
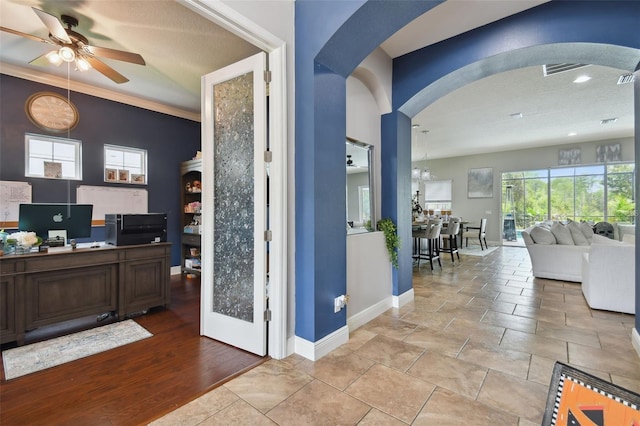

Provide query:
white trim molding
left=294, top=326, right=349, bottom=361
left=180, top=0, right=289, bottom=360
left=1, top=62, right=200, bottom=122
left=393, top=288, right=414, bottom=308
left=347, top=296, right=393, bottom=331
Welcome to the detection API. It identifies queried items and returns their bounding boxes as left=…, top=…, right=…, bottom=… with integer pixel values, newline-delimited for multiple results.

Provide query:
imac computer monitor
left=18, top=203, right=93, bottom=242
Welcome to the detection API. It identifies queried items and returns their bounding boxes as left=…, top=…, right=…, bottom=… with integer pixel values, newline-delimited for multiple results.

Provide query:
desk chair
left=440, top=217, right=461, bottom=262
left=413, top=219, right=442, bottom=270
left=462, top=218, right=488, bottom=250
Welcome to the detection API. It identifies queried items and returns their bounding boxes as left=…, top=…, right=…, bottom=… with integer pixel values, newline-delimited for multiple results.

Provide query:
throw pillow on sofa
left=579, top=221, right=594, bottom=242
left=567, top=221, right=589, bottom=246
left=529, top=226, right=556, bottom=244
left=551, top=222, right=574, bottom=245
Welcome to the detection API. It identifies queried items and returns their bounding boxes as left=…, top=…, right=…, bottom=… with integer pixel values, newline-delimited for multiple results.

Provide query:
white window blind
left=424, top=180, right=452, bottom=201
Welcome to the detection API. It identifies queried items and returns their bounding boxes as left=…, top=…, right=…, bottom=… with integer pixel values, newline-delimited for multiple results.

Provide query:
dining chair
left=413, top=219, right=442, bottom=269
left=462, top=218, right=488, bottom=250
left=440, top=217, right=461, bottom=262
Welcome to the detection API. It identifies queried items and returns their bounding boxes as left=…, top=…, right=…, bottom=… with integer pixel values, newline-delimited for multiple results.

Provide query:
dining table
left=412, top=219, right=470, bottom=248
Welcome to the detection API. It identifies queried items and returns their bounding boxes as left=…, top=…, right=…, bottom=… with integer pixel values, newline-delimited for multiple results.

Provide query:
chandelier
left=411, top=126, right=436, bottom=182
left=412, top=167, right=434, bottom=182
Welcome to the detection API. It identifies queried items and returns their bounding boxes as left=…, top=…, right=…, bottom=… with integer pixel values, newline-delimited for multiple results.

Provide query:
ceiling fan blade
left=1, top=26, right=55, bottom=45
left=84, top=55, right=129, bottom=84
left=29, top=52, right=61, bottom=67
left=32, top=7, right=71, bottom=43
left=85, top=45, right=146, bottom=65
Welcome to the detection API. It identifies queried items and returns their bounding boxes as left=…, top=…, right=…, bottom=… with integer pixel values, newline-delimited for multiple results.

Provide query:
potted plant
left=377, top=218, right=400, bottom=269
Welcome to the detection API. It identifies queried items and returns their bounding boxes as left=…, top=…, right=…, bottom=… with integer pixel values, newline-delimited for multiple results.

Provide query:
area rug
left=2, top=319, right=152, bottom=380
left=458, top=245, right=498, bottom=257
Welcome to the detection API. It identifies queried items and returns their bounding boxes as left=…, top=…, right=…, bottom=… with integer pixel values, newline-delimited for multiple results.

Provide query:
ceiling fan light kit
left=58, top=46, right=76, bottom=62
left=1, top=7, right=145, bottom=84
left=44, top=50, right=63, bottom=66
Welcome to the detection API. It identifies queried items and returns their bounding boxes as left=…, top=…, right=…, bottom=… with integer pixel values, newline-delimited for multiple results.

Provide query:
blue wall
left=294, top=0, right=440, bottom=342
left=295, top=0, right=640, bottom=344
left=0, top=74, right=200, bottom=266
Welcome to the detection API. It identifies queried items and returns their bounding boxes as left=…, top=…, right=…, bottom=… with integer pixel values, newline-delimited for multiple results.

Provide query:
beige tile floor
left=151, top=246, right=640, bottom=425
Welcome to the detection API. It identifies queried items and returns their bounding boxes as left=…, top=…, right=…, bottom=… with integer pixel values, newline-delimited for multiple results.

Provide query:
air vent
left=617, top=74, right=635, bottom=85
left=543, top=64, right=589, bottom=76
left=601, top=118, right=618, bottom=125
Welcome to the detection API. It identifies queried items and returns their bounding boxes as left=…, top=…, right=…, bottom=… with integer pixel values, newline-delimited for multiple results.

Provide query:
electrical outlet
left=334, top=295, right=347, bottom=313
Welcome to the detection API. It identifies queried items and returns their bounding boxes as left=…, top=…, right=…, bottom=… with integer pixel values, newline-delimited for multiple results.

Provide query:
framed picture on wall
left=558, top=147, right=581, bottom=165
left=596, top=143, right=621, bottom=162
left=468, top=167, right=493, bottom=198
left=105, top=168, right=117, bottom=182
left=44, top=161, right=62, bottom=179
left=131, top=174, right=146, bottom=184
left=118, top=169, right=130, bottom=183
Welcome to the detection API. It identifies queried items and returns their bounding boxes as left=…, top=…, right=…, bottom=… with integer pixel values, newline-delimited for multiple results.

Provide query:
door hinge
left=264, top=309, right=272, bottom=322
left=264, top=230, right=272, bottom=241
left=264, top=150, right=272, bottom=163
left=264, top=70, right=271, bottom=96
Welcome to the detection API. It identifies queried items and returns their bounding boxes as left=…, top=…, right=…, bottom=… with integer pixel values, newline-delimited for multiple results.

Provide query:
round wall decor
left=25, top=91, right=79, bottom=133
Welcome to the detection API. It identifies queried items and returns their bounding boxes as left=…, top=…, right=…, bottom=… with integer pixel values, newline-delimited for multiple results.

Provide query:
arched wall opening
left=294, top=0, right=640, bottom=360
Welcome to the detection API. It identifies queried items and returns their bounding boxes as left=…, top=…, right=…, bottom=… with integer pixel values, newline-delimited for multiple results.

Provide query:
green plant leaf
left=377, top=218, right=400, bottom=269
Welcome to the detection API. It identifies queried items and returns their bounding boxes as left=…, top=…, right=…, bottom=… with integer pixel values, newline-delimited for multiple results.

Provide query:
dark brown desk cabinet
left=0, top=242, right=171, bottom=345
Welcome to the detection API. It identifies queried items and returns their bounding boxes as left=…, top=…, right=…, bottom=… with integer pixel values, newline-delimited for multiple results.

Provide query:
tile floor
left=151, top=246, right=639, bottom=425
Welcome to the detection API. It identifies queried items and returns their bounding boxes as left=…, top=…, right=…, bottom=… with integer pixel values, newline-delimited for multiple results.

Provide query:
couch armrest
left=582, top=243, right=635, bottom=314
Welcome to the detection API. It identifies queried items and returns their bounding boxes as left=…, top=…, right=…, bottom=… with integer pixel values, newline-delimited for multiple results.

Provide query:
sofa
left=582, top=238, right=635, bottom=314
left=522, top=221, right=635, bottom=283
left=522, top=221, right=592, bottom=282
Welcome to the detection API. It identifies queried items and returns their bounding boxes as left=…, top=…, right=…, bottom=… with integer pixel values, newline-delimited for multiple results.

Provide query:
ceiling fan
left=0, top=7, right=145, bottom=84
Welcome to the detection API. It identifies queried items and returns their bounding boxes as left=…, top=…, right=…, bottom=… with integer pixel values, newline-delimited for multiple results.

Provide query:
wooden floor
left=0, top=274, right=266, bottom=425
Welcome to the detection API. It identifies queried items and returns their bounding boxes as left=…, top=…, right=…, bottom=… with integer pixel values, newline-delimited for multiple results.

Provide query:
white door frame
left=179, top=0, right=288, bottom=359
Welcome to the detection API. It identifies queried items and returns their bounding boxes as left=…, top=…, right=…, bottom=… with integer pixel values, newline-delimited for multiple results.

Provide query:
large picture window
left=25, top=133, right=82, bottom=180
left=502, top=163, right=635, bottom=235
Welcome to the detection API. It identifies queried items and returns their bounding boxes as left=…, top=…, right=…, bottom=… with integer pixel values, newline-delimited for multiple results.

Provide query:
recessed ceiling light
left=510, top=112, right=523, bottom=119
left=568, top=132, right=577, bottom=137
left=412, top=124, right=420, bottom=129
left=573, top=75, right=591, bottom=83
left=601, top=118, right=618, bottom=125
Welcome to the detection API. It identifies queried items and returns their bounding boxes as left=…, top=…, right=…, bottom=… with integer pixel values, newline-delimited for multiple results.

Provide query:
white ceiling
left=0, top=0, right=261, bottom=120
left=1, top=0, right=635, bottom=161
left=379, top=0, right=635, bottom=161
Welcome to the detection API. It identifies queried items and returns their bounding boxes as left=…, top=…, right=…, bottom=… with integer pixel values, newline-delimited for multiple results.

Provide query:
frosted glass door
left=201, top=52, right=267, bottom=355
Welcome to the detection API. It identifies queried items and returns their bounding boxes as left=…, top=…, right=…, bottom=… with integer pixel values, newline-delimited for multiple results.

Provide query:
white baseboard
left=392, top=288, right=414, bottom=308
left=286, top=335, right=296, bottom=358
left=632, top=328, right=640, bottom=358
left=170, top=266, right=182, bottom=275
left=347, top=297, right=393, bottom=331
left=294, top=325, right=349, bottom=361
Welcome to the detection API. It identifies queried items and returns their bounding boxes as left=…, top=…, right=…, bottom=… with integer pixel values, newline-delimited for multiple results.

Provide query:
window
left=501, top=163, right=635, bottom=236
left=423, top=180, right=452, bottom=213
left=607, top=163, right=636, bottom=223
left=358, top=186, right=370, bottom=222
left=104, top=145, right=147, bottom=184
left=25, top=133, right=82, bottom=180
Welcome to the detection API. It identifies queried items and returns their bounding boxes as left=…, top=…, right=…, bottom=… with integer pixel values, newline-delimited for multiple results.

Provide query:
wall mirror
left=346, top=137, right=375, bottom=234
